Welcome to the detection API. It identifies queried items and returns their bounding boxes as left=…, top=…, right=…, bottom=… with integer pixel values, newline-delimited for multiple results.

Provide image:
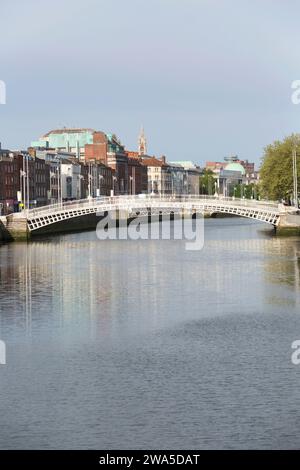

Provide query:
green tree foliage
left=231, top=183, right=259, bottom=199
left=260, top=134, right=300, bottom=201
left=199, top=169, right=215, bottom=195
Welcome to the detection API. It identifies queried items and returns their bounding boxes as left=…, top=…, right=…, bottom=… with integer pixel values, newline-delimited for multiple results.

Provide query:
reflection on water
left=0, top=218, right=300, bottom=449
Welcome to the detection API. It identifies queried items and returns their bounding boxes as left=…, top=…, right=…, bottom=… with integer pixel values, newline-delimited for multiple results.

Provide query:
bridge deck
left=14, top=195, right=282, bottom=231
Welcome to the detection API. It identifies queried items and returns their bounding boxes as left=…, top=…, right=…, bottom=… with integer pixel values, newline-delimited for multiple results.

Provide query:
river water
left=0, top=218, right=300, bottom=449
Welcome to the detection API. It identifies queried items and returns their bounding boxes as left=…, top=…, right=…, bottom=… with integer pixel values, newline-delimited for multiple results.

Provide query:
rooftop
left=170, top=161, right=200, bottom=170
left=224, top=162, right=246, bottom=175
left=142, top=156, right=168, bottom=167
left=43, top=128, right=95, bottom=137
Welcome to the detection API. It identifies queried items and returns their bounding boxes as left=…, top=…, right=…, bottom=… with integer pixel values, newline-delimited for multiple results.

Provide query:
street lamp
left=292, top=146, right=298, bottom=208
left=77, top=174, right=84, bottom=199
left=54, top=156, right=62, bottom=207
left=129, top=176, right=133, bottom=195
left=112, top=176, right=117, bottom=196
left=98, top=174, right=104, bottom=197
left=88, top=163, right=93, bottom=199
left=151, top=180, right=155, bottom=195
left=20, top=169, right=26, bottom=212
left=26, top=154, right=30, bottom=212
left=21, top=154, right=30, bottom=213
left=214, top=180, right=218, bottom=198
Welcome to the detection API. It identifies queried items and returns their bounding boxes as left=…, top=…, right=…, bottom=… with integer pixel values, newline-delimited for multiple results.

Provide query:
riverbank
left=0, top=216, right=12, bottom=242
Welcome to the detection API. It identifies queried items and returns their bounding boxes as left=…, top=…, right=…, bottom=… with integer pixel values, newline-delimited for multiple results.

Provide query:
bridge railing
left=22, top=194, right=280, bottom=219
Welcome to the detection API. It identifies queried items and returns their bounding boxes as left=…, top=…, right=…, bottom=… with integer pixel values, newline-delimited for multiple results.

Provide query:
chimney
left=161, top=155, right=166, bottom=164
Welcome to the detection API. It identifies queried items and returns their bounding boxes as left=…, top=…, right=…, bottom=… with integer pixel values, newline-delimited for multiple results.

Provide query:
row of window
left=0, top=164, right=18, bottom=173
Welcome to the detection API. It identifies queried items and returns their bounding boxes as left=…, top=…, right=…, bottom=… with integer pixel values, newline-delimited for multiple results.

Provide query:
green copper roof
left=224, top=162, right=245, bottom=175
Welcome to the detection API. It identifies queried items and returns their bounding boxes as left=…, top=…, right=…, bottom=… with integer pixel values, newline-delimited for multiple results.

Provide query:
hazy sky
left=1, top=0, right=300, bottom=165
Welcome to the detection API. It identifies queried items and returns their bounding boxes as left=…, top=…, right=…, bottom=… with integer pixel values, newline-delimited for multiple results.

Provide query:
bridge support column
left=5, top=215, right=30, bottom=241
left=277, top=213, right=300, bottom=236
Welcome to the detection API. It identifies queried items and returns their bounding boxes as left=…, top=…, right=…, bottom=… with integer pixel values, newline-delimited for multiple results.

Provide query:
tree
left=259, top=134, right=300, bottom=201
left=231, top=183, right=259, bottom=199
left=199, top=169, right=215, bottom=195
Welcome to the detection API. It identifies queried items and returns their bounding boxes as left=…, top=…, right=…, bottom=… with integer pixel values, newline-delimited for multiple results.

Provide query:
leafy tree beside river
left=199, top=169, right=215, bottom=195
left=260, top=134, right=300, bottom=201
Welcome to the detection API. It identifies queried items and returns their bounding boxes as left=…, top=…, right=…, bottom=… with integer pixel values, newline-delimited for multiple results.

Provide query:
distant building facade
left=205, top=155, right=258, bottom=196
left=31, top=128, right=159, bottom=196
left=127, top=156, right=148, bottom=195
left=170, top=161, right=201, bottom=195
left=31, top=128, right=95, bottom=160
left=142, top=156, right=172, bottom=195
left=0, top=150, right=49, bottom=214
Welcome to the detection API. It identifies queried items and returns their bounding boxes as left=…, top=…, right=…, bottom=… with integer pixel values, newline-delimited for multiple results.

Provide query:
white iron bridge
left=21, top=195, right=283, bottom=232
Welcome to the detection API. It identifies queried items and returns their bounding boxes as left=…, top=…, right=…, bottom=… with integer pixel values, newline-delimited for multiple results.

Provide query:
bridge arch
left=24, top=195, right=280, bottom=233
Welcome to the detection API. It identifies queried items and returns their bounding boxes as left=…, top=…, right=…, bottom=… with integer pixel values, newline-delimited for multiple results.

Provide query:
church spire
left=138, top=126, right=147, bottom=155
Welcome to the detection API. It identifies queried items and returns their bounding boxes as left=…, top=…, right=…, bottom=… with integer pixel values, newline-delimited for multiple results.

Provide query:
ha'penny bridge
left=1, top=195, right=300, bottom=240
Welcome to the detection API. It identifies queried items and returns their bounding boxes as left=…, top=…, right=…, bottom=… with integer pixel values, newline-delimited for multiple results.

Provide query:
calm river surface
left=0, top=218, right=300, bottom=449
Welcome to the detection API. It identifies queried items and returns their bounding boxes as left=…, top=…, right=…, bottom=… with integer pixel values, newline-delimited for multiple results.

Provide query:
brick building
left=0, top=150, right=49, bottom=214
left=127, top=156, right=148, bottom=194
left=80, top=161, right=113, bottom=197
left=0, top=149, right=20, bottom=214
left=84, top=131, right=108, bottom=164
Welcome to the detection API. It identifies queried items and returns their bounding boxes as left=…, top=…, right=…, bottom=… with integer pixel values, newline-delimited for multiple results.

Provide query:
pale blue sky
left=1, top=0, right=300, bottom=165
